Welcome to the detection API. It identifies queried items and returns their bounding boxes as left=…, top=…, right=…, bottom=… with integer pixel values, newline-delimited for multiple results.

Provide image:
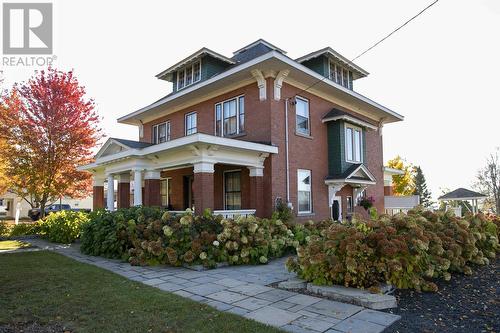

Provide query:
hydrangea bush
left=81, top=207, right=296, bottom=268
left=286, top=209, right=499, bottom=291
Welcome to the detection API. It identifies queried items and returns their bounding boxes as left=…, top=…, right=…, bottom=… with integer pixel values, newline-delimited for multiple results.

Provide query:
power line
left=286, top=0, right=440, bottom=100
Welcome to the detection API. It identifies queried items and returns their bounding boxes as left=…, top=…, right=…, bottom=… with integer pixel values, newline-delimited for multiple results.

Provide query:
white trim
left=233, top=39, right=286, bottom=55
left=345, top=124, right=363, bottom=163
left=296, top=47, right=369, bottom=77
left=297, top=169, right=312, bottom=214
left=438, top=196, right=486, bottom=201
left=133, top=170, right=142, bottom=206
left=223, top=169, right=242, bottom=210
left=215, top=94, right=245, bottom=137
left=118, top=173, right=130, bottom=183
left=177, top=59, right=202, bottom=90
left=95, top=139, right=131, bottom=159
left=295, top=96, right=310, bottom=136
left=144, top=170, right=161, bottom=180
left=156, top=48, right=234, bottom=80
left=185, top=112, right=197, bottom=136
left=248, top=166, right=264, bottom=177
left=383, top=167, right=405, bottom=176
left=322, top=114, right=378, bottom=131
left=274, top=70, right=289, bottom=101
left=251, top=69, right=267, bottom=101
left=193, top=162, right=215, bottom=174
left=107, top=174, right=115, bottom=211
left=118, top=51, right=403, bottom=125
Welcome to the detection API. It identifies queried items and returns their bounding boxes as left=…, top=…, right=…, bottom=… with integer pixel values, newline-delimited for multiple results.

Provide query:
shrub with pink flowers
left=286, top=209, right=499, bottom=291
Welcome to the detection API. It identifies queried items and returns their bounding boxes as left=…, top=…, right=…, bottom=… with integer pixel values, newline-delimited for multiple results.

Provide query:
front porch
left=80, top=133, right=277, bottom=217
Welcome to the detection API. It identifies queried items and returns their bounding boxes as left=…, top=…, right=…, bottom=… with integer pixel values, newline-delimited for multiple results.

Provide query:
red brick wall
left=193, top=172, right=214, bottom=214
left=384, top=185, right=393, bottom=196
left=161, top=167, right=193, bottom=210
left=140, top=80, right=385, bottom=220
left=144, top=179, right=161, bottom=207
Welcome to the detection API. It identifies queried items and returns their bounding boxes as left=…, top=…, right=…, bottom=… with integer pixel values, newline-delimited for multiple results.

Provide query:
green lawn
left=0, top=251, right=283, bottom=333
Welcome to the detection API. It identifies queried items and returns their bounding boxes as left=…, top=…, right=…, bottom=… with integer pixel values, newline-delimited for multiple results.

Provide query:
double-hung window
left=152, top=121, right=170, bottom=144
left=185, top=112, right=197, bottom=135
left=329, top=60, right=353, bottom=90
left=177, top=60, right=201, bottom=90
left=297, top=169, right=312, bottom=214
left=215, top=96, right=245, bottom=137
left=160, top=178, right=171, bottom=207
left=224, top=171, right=241, bottom=210
left=295, top=96, right=310, bottom=136
left=345, top=124, right=362, bottom=163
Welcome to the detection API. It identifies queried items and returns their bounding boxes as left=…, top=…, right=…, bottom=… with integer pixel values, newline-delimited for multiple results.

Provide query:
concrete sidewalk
left=25, top=239, right=400, bottom=333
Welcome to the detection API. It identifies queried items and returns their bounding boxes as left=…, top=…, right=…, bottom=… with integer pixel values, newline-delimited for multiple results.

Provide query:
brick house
left=80, top=39, right=403, bottom=221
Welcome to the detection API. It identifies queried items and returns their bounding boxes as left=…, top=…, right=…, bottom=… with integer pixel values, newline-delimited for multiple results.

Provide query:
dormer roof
left=156, top=47, right=235, bottom=81
left=296, top=47, right=369, bottom=79
left=233, top=39, right=286, bottom=55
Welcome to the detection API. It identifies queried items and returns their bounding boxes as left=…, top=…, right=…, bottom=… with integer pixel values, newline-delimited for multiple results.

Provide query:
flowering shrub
left=358, top=196, right=375, bottom=210
left=38, top=210, right=90, bottom=243
left=286, top=209, right=499, bottom=292
left=81, top=207, right=296, bottom=268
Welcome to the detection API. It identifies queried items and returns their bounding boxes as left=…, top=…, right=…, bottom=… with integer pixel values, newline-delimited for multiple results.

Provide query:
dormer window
left=329, top=60, right=353, bottom=90
left=177, top=60, right=201, bottom=90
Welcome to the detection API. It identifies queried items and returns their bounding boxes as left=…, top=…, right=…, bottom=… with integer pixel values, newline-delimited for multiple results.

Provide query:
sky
left=1, top=0, right=499, bottom=201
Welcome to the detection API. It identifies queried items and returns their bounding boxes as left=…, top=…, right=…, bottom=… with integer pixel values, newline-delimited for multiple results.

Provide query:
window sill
left=295, top=131, right=313, bottom=140
left=297, top=212, right=315, bottom=217
left=224, top=132, right=247, bottom=139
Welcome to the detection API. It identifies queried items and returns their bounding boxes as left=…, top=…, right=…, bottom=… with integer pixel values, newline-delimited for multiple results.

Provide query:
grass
left=0, top=240, right=31, bottom=250
left=0, top=251, right=283, bottom=333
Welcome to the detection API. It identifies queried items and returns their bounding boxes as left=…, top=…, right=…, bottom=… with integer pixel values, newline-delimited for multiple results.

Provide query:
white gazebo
left=438, top=188, right=487, bottom=216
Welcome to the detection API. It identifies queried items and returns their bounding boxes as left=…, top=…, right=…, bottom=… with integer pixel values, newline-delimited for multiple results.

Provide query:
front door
left=331, top=196, right=342, bottom=221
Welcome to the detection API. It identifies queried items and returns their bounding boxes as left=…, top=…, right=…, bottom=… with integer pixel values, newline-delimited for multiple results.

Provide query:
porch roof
left=325, top=163, right=377, bottom=186
left=79, top=133, right=278, bottom=174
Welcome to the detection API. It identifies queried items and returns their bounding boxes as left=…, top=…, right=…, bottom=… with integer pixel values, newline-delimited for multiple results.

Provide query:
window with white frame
left=152, top=121, right=171, bottom=144
left=345, top=124, right=362, bottom=163
left=160, top=178, right=171, bottom=207
left=177, top=60, right=201, bottom=90
left=295, top=97, right=310, bottom=135
left=346, top=196, right=353, bottom=214
left=297, top=169, right=312, bottom=213
left=224, top=171, right=241, bottom=210
left=215, top=96, right=245, bottom=137
left=185, top=112, right=197, bottom=135
left=329, top=60, right=353, bottom=90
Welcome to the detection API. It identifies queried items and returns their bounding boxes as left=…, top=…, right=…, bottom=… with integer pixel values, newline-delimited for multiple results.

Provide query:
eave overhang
left=119, top=51, right=404, bottom=126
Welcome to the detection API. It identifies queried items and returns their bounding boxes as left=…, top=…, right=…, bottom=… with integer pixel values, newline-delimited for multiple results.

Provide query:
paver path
left=23, top=239, right=400, bottom=333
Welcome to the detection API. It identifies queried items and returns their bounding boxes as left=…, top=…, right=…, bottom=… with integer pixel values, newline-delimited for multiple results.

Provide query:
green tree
left=387, top=156, right=415, bottom=196
left=413, top=166, right=432, bottom=207
left=474, top=148, right=499, bottom=214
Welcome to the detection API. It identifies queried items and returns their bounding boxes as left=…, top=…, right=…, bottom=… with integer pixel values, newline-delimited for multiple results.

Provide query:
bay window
left=297, top=169, right=312, bottom=213
left=295, top=96, right=310, bottom=135
left=152, top=121, right=170, bottom=144
left=345, top=124, right=362, bottom=163
left=215, top=96, right=245, bottom=137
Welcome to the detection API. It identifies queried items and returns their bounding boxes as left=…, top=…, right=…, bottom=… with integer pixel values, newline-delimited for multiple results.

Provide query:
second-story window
left=152, top=121, right=170, bottom=144
left=177, top=60, right=201, bottom=90
left=295, top=96, right=310, bottom=136
left=185, top=112, right=197, bottom=135
left=345, top=124, right=362, bottom=163
left=215, top=96, right=245, bottom=137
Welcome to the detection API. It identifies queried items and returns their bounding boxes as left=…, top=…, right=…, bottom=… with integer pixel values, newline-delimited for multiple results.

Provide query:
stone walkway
left=25, top=239, right=400, bottom=333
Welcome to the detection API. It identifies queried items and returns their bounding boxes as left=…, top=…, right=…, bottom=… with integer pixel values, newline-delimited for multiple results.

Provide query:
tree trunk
left=39, top=200, right=46, bottom=219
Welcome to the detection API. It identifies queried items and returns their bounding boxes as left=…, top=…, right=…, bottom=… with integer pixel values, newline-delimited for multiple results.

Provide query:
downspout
left=285, top=98, right=290, bottom=206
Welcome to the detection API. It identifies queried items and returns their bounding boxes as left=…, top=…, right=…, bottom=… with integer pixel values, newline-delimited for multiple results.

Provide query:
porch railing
left=213, top=209, right=256, bottom=218
left=166, top=209, right=256, bottom=219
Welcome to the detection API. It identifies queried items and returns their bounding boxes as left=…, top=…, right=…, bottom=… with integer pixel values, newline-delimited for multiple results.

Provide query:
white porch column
left=133, top=169, right=143, bottom=206
left=106, top=174, right=115, bottom=211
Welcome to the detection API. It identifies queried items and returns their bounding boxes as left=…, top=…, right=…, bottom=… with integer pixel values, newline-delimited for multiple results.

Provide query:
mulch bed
left=384, top=258, right=500, bottom=333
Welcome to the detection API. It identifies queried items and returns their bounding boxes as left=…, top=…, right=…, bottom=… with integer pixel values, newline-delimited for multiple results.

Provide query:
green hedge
left=38, top=211, right=90, bottom=243
left=286, top=209, right=499, bottom=291
left=80, top=207, right=297, bottom=267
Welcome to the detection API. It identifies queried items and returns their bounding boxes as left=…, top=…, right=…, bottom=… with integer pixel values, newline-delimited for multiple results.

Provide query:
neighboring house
left=0, top=190, right=93, bottom=219
left=79, top=39, right=404, bottom=221
left=383, top=167, right=420, bottom=215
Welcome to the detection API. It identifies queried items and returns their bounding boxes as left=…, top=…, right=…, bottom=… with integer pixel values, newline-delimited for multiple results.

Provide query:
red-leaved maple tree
left=0, top=68, right=102, bottom=217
